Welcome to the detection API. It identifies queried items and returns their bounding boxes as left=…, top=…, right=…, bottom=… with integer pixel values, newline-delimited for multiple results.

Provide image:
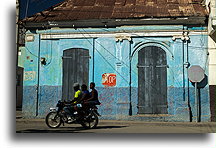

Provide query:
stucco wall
left=20, top=25, right=211, bottom=121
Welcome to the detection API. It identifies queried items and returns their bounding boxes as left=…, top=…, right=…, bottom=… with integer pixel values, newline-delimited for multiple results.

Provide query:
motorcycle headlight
left=77, top=104, right=82, bottom=108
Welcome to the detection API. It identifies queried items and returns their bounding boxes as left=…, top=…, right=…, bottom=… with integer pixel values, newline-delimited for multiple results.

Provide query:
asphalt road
left=16, top=114, right=216, bottom=133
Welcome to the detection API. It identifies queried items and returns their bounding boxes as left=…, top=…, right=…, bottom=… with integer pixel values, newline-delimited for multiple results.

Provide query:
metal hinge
left=136, top=65, right=150, bottom=68
left=155, top=65, right=169, bottom=68
left=137, top=64, right=169, bottom=68
left=62, top=56, right=91, bottom=59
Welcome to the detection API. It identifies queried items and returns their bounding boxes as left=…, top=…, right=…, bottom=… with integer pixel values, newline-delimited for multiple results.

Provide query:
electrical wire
left=25, top=46, right=38, bottom=58
left=25, top=0, right=30, bottom=18
left=78, top=29, right=130, bottom=84
left=96, top=27, right=210, bottom=84
left=43, top=29, right=53, bottom=67
left=78, top=29, right=173, bottom=100
left=82, top=28, right=183, bottom=87
left=24, top=14, right=208, bottom=100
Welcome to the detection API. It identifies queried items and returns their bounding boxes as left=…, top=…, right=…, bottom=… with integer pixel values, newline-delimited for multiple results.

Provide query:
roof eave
left=22, top=16, right=208, bottom=30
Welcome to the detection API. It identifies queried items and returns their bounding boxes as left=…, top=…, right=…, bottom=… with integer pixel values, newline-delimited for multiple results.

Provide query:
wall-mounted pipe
left=92, top=38, right=95, bottom=82
left=182, top=26, right=186, bottom=102
left=186, top=26, right=192, bottom=122
left=36, top=34, right=41, bottom=116
left=129, top=39, right=132, bottom=116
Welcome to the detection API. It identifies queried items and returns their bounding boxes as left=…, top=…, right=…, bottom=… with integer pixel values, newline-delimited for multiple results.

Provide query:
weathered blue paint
left=20, top=25, right=211, bottom=121
left=37, top=86, right=62, bottom=117
left=22, top=86, right=38, bottom=117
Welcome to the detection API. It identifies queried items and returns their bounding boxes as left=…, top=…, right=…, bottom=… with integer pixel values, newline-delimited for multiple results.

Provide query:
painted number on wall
left=102, top=73, right=116, bottom=87
left=24, top=71, right=36, bottom=81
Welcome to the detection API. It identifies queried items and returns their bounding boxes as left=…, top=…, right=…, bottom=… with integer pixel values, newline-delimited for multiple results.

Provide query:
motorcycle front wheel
left=81, top=111, right=98, bottom=129
left=45, top=112, right=62, bottom=128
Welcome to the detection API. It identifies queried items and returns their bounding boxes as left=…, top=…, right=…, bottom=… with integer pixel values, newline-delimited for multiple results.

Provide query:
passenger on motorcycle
left=84, top=82, right=100, bottom=106
left=80, top=84, right=90, bottom=102
left=82, top=82, right=101, bottom=116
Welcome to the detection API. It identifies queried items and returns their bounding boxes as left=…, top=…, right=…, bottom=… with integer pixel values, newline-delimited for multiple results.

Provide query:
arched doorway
left=62, top=48, right=89, bottom=101
left=137, top=46, right=168, bottom=114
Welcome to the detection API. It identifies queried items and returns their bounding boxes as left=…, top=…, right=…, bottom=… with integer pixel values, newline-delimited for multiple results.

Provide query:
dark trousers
left=86, top=100, right=100, bottom=106
left=64, top=105, right=74, bottom=116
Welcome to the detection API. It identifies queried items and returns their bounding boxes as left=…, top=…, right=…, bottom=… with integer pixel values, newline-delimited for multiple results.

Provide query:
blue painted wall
left=21, top=25, right=211, bottom=121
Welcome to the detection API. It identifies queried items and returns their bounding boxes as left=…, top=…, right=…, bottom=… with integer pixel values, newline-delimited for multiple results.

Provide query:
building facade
left=19, top=0, right=213, bottom=121
left=206, top=0, right=216, bottom=121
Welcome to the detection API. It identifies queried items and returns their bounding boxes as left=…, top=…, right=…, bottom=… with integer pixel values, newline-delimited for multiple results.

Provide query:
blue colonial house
left=19, top=0, right=214, bottom=122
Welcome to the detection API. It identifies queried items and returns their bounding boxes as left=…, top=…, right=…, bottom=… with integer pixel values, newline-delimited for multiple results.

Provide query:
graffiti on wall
left=102, top=73, right=116, bottom=87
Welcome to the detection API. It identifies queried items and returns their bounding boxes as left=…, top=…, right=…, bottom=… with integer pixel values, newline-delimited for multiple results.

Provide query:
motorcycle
left=45, top=100, right=100, bottom=129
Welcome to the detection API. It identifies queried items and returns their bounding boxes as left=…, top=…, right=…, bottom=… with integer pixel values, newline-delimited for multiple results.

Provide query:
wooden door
left=138, top=46, right=167, bottom=114
left=62, top=48, right=89, bottom=101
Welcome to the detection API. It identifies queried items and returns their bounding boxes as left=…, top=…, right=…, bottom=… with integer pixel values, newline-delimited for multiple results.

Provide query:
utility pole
left=16, top=0, right=20, bottom=109
left=16, top=0, right=19, bottom=70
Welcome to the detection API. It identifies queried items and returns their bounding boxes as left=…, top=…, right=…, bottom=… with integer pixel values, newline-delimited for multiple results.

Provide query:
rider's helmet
left=73, top=83, right=80, bottom=91
left=73, top=83, right=79, bottom=87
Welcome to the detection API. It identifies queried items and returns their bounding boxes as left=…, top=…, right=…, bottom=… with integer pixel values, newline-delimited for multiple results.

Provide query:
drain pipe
left=36, top=34, right=41, bottom=116
left=185, top=27, right=192, bottom=122
left=182, top=27, right=186, bottom=102
left=92, top=38, right=95, bottom=82
left=182, top=26, right=193, bottom=121
left=129, top=39, right=132, bottom=116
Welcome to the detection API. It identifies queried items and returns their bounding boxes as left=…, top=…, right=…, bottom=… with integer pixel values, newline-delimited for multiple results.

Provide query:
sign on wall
left=24, top=71, right=36, bottom=81
left=102, top=73, right=116, bottom=87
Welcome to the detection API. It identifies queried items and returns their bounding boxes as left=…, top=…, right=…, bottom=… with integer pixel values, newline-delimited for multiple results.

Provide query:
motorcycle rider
left=71, top=83, right=82, bottom=104
left=64, top=83, right=82, bottom=122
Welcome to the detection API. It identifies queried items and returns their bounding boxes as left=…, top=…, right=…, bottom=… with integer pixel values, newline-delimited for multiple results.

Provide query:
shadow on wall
left=191, top=74, right=208, bottom=89
left=191, top=75, right=208, bottom=122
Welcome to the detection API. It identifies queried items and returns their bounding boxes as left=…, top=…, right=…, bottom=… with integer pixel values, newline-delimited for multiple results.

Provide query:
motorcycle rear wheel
left=45, top=112, right=62, bottom=128
left=81, top=111, right=98, bottom=129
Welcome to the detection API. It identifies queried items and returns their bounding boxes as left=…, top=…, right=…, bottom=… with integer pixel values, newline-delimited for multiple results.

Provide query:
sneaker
left=67, top=116, right=73, bottom=123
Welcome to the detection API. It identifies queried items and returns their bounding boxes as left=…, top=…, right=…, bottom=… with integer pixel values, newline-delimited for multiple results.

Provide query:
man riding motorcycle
left=64, top=82, right=101, bottom=121
left=64, top=83, right=82, bottom=122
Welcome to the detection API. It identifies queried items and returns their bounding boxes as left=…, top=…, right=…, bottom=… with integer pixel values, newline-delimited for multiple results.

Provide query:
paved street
left=16, top=111, right=216, bottom=133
